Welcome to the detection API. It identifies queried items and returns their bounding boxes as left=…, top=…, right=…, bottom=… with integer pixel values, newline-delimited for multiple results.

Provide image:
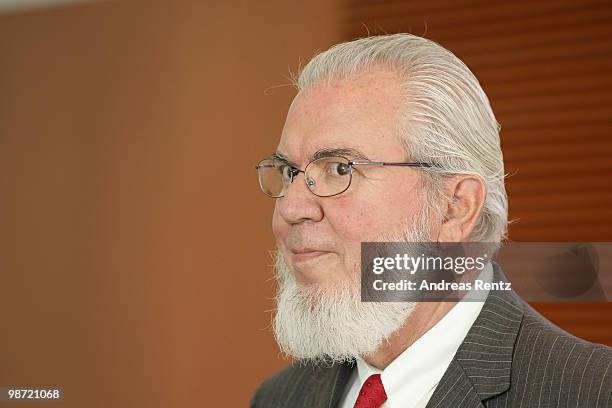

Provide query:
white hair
left=272, top=214, right=429, bottom=364
left=295, top=33, right=508, bottom=243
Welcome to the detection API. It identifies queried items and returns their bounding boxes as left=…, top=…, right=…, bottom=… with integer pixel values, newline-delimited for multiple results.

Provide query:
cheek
left=325, top=201, right=382, bottom=281
left=326, top=198, right=388, bottom=242
left=326, top=184, right=421, bottom=241
left=271, top=207, right=287, bottom=243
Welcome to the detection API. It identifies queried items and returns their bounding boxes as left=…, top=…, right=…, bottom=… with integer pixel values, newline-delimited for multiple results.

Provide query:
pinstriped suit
left=251, top=262, right=612, bottom=407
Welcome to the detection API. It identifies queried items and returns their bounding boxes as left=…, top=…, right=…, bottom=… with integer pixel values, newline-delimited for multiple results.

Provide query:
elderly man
left=251, top=34, right=611, bottom=408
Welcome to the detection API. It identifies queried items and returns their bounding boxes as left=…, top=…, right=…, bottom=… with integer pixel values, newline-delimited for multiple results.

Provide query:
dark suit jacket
left=252, top=262, right=612, bottom=407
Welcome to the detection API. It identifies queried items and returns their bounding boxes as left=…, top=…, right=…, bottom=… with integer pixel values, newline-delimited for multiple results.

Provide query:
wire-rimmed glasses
left=255, top=155, right=434, bottom=198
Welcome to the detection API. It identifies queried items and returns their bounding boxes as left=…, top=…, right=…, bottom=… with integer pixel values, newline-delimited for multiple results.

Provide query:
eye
left=278, top=164, right=294, bottom=181
left=328, top=162, right=351, bottom=176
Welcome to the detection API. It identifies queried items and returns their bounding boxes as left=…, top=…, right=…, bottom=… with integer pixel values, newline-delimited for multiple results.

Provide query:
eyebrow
left=273, top=147, right=370, bottom=167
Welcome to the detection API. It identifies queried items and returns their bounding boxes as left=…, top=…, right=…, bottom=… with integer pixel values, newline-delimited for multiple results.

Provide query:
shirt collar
left=354, top=262, right=493, bottom=407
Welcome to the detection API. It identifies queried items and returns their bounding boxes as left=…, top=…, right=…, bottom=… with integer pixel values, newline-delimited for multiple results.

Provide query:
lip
left=290, top=249, right=332, bottom=263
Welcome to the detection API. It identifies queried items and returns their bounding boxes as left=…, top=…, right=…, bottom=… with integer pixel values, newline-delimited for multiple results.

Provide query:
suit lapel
left=426, top=262, right=525, bottom=407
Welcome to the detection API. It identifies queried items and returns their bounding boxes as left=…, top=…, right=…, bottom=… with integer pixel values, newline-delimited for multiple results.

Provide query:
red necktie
left=353, top=373, right=387, bottom=408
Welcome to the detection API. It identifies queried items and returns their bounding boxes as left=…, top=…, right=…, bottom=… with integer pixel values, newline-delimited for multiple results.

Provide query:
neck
left=361, top=301, right=457, bottom=369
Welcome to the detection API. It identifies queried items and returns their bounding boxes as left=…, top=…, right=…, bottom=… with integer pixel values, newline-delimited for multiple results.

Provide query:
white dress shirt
left=339, top=262, right=493, bottom=408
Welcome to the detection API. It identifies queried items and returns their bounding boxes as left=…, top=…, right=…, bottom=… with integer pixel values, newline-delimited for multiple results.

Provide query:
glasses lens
left=306, top=157, right=352, bottom=197
left=257, top=159, right=292, bottom=197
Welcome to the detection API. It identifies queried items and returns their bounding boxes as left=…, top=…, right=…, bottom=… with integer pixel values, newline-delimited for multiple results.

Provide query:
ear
left=437, top=175, right=486, bottom=242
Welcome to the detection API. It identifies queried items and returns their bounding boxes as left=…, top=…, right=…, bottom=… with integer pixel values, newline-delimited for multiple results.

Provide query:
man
left=251, top=34, right=611, bottom=407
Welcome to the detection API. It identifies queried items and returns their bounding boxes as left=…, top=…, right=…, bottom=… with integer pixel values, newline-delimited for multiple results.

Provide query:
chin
left=294, top=272, right=338, bottom=291
left=292, top=260, right=345, bottom=286
left=294, top=273, right=359, bottom=302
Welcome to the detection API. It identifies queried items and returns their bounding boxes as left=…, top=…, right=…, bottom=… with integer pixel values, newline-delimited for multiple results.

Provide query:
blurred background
left=1, top=0, right=611, bottom=406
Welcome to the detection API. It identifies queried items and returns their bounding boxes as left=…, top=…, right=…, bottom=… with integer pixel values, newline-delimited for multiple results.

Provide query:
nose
left=274, top=172, right=324, bottom=224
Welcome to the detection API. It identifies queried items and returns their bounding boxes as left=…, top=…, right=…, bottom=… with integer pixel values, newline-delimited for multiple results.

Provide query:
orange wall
left=0, top=1, right=340, bottom=406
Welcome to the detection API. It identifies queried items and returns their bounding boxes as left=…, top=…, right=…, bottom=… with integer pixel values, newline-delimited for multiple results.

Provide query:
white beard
left=272, top=210, right=432, bottom=365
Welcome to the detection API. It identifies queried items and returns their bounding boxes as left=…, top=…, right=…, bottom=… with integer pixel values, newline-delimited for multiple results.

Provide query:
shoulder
left=508, top=300, right=612, bottom=406
left=251, top=359, right=354, bottom=407
left=250, top=361, right=319, bottom=408
left=516, top=301, right=612, bottom=366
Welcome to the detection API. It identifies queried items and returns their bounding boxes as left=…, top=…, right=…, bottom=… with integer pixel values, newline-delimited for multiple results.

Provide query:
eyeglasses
left=255, top=155, right=434, bottom=198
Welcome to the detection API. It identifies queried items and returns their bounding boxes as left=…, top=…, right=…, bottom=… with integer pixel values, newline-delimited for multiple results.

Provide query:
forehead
left=277, top=67, right=406, bottom=164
